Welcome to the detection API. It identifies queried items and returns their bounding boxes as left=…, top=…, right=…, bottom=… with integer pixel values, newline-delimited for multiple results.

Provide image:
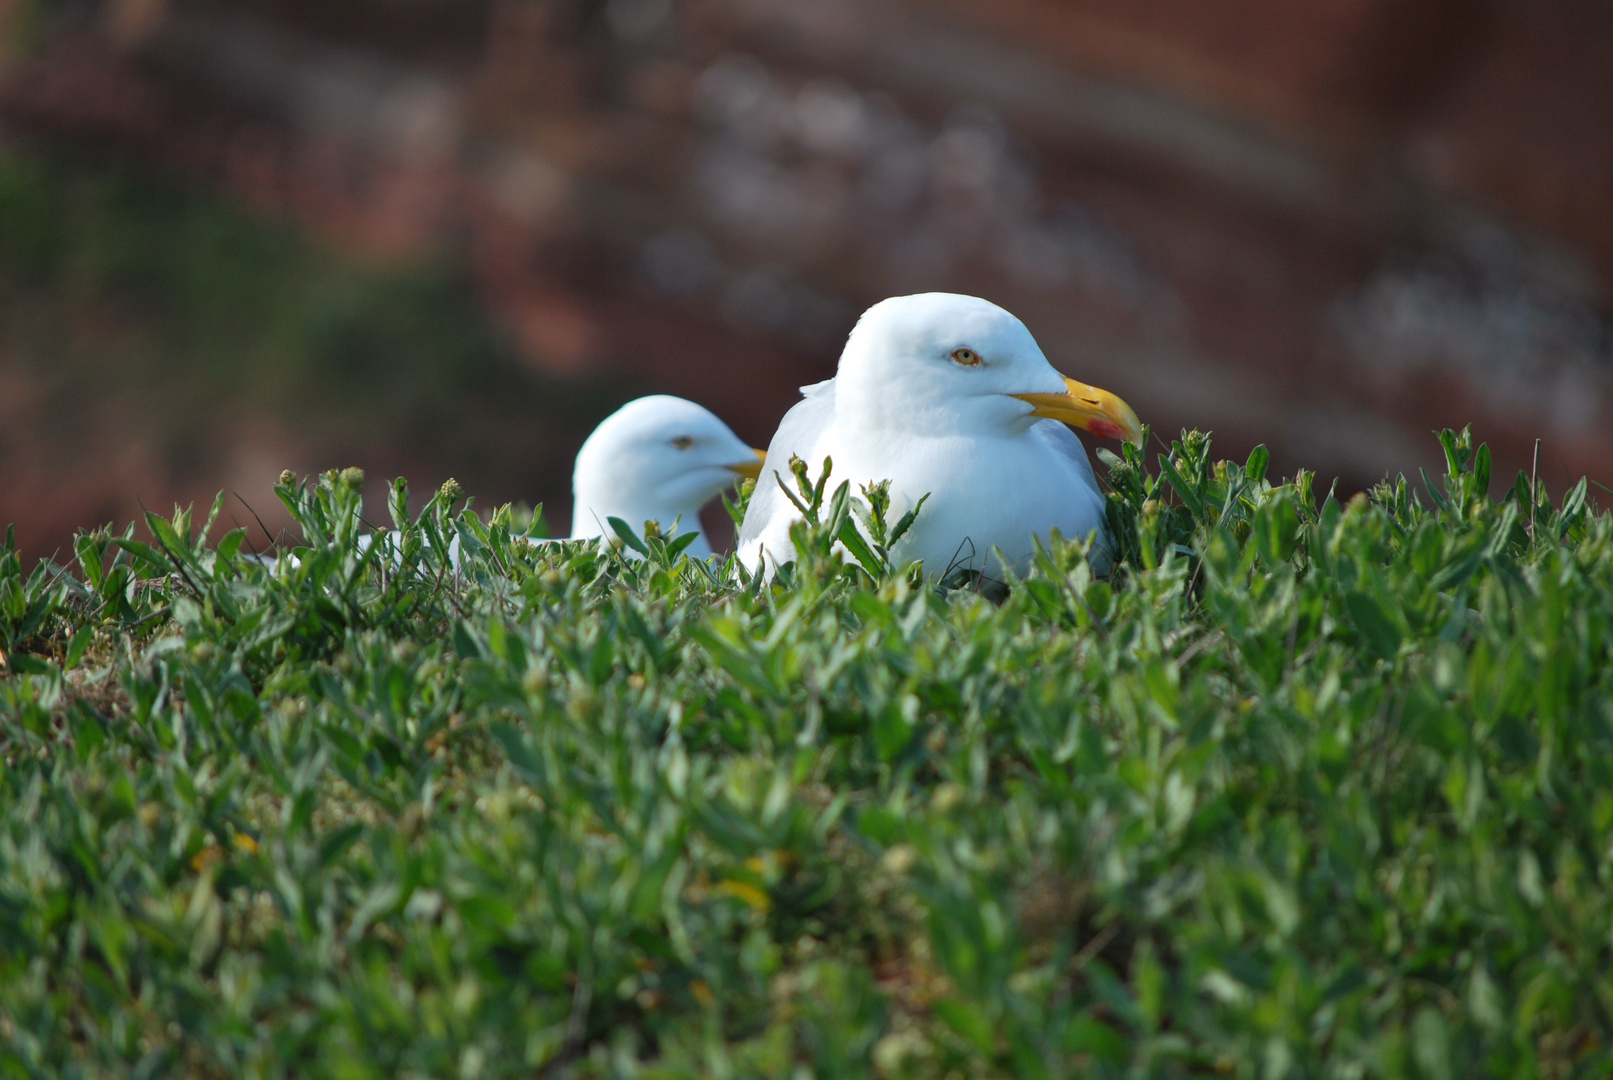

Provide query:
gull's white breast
left=740, top=380, right=1108, bottom=576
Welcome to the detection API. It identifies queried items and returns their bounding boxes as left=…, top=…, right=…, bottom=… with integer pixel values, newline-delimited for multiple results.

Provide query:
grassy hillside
left=2, top=428, right=1611, bottom=1078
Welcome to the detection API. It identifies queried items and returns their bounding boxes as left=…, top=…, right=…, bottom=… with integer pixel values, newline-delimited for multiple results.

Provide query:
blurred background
left=2, top=0, right=1611, bottom=558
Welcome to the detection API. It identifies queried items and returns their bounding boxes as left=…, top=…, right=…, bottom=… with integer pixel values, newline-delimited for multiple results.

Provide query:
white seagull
left=272, top=396, right=762, bottom=569
left=564, top=393, right=764, bottom=556
left=736, top=293, right=1143, bottom=578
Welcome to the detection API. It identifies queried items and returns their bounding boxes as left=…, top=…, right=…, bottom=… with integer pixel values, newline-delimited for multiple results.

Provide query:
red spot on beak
left=1087, top=419, right=1125, bottom=441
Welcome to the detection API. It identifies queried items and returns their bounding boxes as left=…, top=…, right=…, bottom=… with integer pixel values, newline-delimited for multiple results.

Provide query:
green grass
left=3, top=427, right=1612, bottom=1078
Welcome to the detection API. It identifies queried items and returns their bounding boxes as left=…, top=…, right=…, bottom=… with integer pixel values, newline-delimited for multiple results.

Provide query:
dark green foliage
left=4, top=426, right=1613, bottom=1078
left=0, top=143, right=618, bottom=487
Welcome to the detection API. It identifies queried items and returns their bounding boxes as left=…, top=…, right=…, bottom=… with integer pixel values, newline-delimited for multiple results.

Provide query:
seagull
left=269, top=395, right=762, bottom=569
left=564, top=393, right=765, bottom=556
left=736, top=293, right=1143, bottom=578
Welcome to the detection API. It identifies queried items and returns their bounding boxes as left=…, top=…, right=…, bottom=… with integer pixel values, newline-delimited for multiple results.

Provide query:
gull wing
left=1029, top=418, right=1113, bottom=570
left=1028, top=417, right=1099, bottom=486
left=736, top=378, right=837, bottom=549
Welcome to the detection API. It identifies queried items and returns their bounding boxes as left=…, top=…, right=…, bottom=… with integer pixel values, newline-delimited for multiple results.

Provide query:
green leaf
left=934, top=998, right=995, bottom=1054
left=1342, top=590, right=1401, bottom=659
left=319, top=823, right=365, bottom=868
left=1064, top=1014, right=1127, bottom=1063
left=1244, top=443, right=1270, bottom=482
left=588, top=631, right=615, bottom=687
left=888, top=492, right=929, bottom=547
left=65, top=626, right=93, bottom=670
left=145, top=512, right=192, bottom=562
left=665, top=529, right=700, bottom=560
left=491, top=723, right=548, bottom=786
left=452, top=621, right=486, bottom=660
left=836, top=514, right=884, bottom=578
left=872, top=703, right=915, bottom=762
left=1157, top=453, right=1205, bottom=520
left=8, top=652, right=51, bottom=675
left=1254, top=494, right=1300, bottom=564
left=607, top=516, right=651, bottom=556
left=216, top=527, right=247, bottom=564
left=110, top=537, right=170, bottom=575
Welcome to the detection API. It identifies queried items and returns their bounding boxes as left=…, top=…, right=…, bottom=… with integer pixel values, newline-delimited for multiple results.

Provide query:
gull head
left=572, top=395, right=763, bottom=538
left=835, top=292, right=1143, bottom=445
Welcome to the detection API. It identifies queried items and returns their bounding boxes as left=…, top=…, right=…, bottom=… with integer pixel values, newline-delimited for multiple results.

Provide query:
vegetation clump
left=3, top=428, right=1612, bottom=1079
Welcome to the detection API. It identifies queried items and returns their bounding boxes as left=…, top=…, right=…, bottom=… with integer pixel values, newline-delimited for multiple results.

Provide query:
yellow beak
left=727, top=448, right=767, bottom=479
left=1012, top=377, right=1144, bottom=447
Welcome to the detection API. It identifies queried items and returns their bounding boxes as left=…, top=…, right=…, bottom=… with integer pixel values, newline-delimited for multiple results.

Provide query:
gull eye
left=951, top=348, right=981, bottom=367
left=670, top=435, right=695, bottom=450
